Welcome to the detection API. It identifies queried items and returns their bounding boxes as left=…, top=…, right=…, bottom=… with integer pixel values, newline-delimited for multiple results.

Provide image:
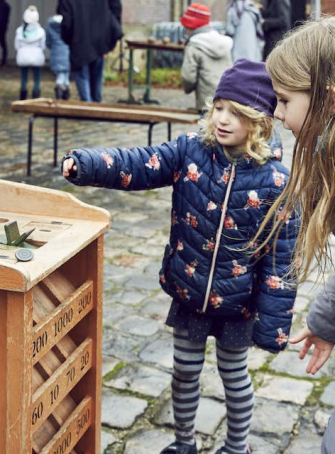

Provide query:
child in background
left=62, top=59, right=298, bottom=454
left=180, top=3, right=233, bottom=113
left=14, top=5, right=45, bottom=100
left=252, top=17, right=335, bottom=454
left=225, top=0, right=264, bottom=62
left=46, top=5, right=70, bottom=100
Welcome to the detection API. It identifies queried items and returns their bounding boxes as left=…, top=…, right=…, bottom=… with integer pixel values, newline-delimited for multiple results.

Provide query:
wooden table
left=125, top=39, right=185, bottom=104
left=11, top=98, right=199, bottom=176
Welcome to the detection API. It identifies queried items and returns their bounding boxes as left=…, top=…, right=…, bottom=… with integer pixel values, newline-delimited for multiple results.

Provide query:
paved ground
left=1, top=65, right=334, bottom=454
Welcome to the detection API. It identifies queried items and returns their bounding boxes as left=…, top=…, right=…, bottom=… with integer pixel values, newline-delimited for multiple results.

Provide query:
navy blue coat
left=63, top=133, right=298, bottom=353
left=46, top=17, right=70, bottom=73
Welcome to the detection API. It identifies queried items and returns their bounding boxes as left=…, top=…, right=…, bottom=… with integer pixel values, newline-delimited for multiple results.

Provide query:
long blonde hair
left=199, top=99, right=273, bottom=165
left=254, top=16, right=335, bottom=282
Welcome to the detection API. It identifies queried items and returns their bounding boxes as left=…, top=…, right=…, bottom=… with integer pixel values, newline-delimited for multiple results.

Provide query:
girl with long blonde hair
left=255, top=17, right=335, bottom=453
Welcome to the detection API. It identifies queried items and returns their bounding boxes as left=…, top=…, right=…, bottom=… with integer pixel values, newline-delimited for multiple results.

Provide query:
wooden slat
left=6, top=290, right=33, bottom=453
left=11, top=99, right=199, bottom=124
left=33, top=280, right=94, bottom=364
left=126, top=38, right=185, bottom=51
left=32, top=338, right=92, bottom=432
left=39, top=397, right=92, bottom=454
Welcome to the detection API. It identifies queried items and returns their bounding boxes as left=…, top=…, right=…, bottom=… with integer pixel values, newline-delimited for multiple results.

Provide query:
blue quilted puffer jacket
left=63, top=132, right=298, bottom=353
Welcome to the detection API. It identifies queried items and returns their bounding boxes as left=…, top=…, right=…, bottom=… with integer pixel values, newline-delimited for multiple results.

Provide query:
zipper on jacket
left=202, top=163, right=236, bottom=313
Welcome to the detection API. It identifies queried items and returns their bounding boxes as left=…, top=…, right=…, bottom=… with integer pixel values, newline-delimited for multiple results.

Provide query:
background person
left=14, top=5, right=45, bottom=100
left=46, top=5, right=71, bottom=100
left=58, top=0, right=123, bottom=102
left=0, top=0, right=10, bottom=66
left=261, top=0, right=291, bottom=60
left=180, top=2, right=233, bottom=113
left=225, top=0, right=264, bottom=62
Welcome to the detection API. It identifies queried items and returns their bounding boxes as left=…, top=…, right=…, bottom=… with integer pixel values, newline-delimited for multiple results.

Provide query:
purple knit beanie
left=213, top=59, right=277, bottom=117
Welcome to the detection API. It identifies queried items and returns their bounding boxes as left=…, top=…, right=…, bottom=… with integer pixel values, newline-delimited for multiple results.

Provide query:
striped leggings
left=172, top=328, right=254, bottom=454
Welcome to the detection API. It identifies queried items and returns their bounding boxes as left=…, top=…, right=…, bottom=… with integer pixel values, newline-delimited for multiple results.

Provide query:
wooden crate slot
left=32, top=280, right=94, bottom=364
left=0, top=179, right=110, bottom=454
left=32, top=339, right=93, bottom=432
left=39, top=396, right=92, bottom=454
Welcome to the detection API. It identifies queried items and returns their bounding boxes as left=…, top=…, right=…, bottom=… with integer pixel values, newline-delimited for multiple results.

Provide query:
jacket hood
left=189, top=28, right=233, bottom=58
left=17, top=23, right=44, bottom=42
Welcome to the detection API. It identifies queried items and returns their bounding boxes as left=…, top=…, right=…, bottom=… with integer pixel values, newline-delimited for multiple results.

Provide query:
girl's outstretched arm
left=61, top=135, right=188, bottom=190
left=289, top=327, right=334, bottom=375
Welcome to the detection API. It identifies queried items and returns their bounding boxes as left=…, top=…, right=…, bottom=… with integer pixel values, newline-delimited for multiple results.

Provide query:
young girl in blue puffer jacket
left=62, top=59, right=298, bottom=454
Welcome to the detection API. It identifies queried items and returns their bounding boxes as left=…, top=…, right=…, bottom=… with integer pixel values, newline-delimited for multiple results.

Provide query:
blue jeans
left=21, top=67, right=41, bottom=91
left=73, top=56, right=104, bottom=102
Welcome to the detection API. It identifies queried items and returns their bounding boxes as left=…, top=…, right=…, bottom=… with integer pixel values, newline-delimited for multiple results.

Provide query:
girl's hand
left=62, top=157, right=77, bottom=177
left=289, top=327, right=334, bottom=375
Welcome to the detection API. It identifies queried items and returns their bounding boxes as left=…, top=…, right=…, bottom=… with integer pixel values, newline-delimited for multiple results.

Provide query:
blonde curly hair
left=198, top=98, right=274, bottom=165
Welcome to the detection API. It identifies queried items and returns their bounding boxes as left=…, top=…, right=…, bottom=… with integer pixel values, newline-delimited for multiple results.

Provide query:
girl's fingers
left=298, top=338, right=312, bottom=360
left=289, top=327, right=312, bottom=344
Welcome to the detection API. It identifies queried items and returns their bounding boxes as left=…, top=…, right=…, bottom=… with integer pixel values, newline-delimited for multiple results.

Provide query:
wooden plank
left=32, top=338, right=92, bottom=432
left=12, top=98, right=198, bottom=115
left=6, top=290, right=33, bottom=453
left=125, top=38, right=185, bottom=51
left=39, top=397, right=92, bottom=454
left=0, top=292, right=7, bottom=453
left=33, top=281, right=94, bottom=364
left=11, top=99, right=199, bottom=124
left=0, top=180, right=111, bottom=223
left=67, top=238, right=103, bottom=454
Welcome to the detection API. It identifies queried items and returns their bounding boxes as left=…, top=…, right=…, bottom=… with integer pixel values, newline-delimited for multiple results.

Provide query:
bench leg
left=167, top=123, right=171, bottom=141
left=27, top=115, right=35, bottom=176
left=53, top=117, right=58, bottom=167
left=148, top=123, right=155, bottom=146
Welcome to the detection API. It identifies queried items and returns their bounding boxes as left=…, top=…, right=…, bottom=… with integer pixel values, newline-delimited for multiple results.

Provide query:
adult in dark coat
left=262, top=0, right=291, bottom=60
left=290, top=0, right=306, bottom=28
left=0, top=0, right=11, bottom=66
left=58, top=0, right=122, bottom=102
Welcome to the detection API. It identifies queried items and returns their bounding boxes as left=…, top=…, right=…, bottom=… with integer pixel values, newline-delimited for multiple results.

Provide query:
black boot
left=54, top=84, right=63, bottom=99
left=62, top=86, right=70, bottom=100
left=32, top=88, right=41, bottom=99
left=20, top=89, right=27, bottom=100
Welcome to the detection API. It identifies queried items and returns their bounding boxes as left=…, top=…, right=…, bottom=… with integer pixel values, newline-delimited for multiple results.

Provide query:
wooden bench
left=11, top=98, right=199, bottom=176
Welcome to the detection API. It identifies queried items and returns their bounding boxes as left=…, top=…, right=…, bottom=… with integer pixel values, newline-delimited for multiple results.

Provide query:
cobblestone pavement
left=1, top=65, right=334, bottom=454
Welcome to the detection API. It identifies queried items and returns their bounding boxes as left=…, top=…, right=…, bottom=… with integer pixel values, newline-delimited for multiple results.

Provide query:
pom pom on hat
left=181, top=3, right=211, bottom=29
left=214, top=59, right=277, bottom=117
left=23, top=5, right=39, bottom=25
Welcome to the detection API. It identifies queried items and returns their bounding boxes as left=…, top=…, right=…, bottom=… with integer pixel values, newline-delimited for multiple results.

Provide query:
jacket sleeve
left=14, top=28, right=20, bottom=50
left=181, top=46, right=198, bottom=94
left=109, top=0, right=122, bottom=24
left=40, top=29, right=46, bottom=51
left=59, top=0, right=73, bottom=45
left=252, top=183, right=299, bottom=353
left=62, top=137, right=187, bottom=190
left=307, top=274, right=335, bottom=344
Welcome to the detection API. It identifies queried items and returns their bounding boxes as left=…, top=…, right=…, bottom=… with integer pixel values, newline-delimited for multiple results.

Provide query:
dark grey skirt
left=166, top=299, right=255, bottom=348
